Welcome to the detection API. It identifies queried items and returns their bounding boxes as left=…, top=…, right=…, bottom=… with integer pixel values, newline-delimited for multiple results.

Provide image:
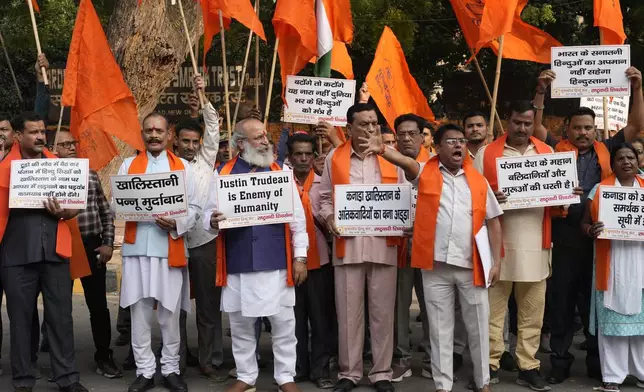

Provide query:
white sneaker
left=391, top=367, right=412, bottom=383
left=228, top=367, right=237, bottom=378
left=421, top=369, right=433, bottom=379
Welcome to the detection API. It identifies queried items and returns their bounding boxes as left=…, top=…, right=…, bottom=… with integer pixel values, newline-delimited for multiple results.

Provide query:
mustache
left=576, top=136, right=590, bottom=141
left=148, top=138, right=162, bottom=143
left=35, top=140, right=45, bottom=145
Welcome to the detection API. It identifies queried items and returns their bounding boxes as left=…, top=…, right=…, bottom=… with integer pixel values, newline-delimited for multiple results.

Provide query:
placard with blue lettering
left=496, top=151, right=580, bottom=210
left=110, top=171, right=188, bottom=221
left=215, top=170, right=296, bottom=229
left=598, top=186, right=644, bottom=241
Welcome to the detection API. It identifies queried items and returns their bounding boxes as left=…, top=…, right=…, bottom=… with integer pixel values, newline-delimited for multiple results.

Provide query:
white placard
left=496, top=152, right=580, bottom=210
left=551, top=45, right=630, bottom=98
left=215, top=171, right=295, bottom=229
left=334, top=184, right=413, bottom=236
left=283, top=76, right=356, bottom=126
left=580, top=96, right=629, bottom=131
left=111, top=171, right=189, bottom=221
left=9, top=158, right=89, bottom=209
left=598, top=186, right=644, bottom=241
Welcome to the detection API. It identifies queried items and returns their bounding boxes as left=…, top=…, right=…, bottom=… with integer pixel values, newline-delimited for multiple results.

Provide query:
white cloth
left=599, top=332, right=644, bottom=384
left=120, top=256, right=191, bottom=312
left=221, top=270, right=295, bottom=317
left=131, top=297, right=182, bottom=378
left=411, top=161, right=503, bottom=269
left=229, top=306, right=297, bottom=386
left=187, top=103, right=221, bottom=249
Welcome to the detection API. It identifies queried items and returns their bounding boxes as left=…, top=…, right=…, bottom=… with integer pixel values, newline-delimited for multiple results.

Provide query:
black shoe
left=123, top=349, right=136, bottom=371
left=546, top=367, right=569, bottom=384
left=374, top=380, right=395, bottom=392
left=59, top=382, right=89, bottom=392
left=453, top=353, right=464, bottom=372
left=96, top=354, right=123, bottom=379
left=333, top=378, right=356, bottom=392
left=500, top=351, right=519, bottom=372
left=517, top=369, right=551, bottom=391
left=128, top=375, right=154, bottom=392
left=15, top=388, right=32, bottom=392
left=115, top=333, right=130, bottom=347
left=490, top=367, right=499, bottom=384
left=164, top=373, right=188, bottom=392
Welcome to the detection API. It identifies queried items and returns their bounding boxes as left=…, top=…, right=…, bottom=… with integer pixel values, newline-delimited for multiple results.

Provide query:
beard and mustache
left=240, top=140, right=274, bottom=168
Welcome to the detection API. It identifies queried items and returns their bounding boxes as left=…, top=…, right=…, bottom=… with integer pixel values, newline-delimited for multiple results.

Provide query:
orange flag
left=30, top=0, right=40, bottom=13
left=201, top=0, right=266, bottom=67
left=62, top=0, right=143, bottom=171
left=475, top=0, right=518, bottom=54
left=365, top=27, right=434, bottom=130
left=450, top=0, right=561, bottom=64
left=273, top=0, right=317, bottom=95
left=320, top=0, right=353, bottom=43
left=594, top=0, right=626, bottom=45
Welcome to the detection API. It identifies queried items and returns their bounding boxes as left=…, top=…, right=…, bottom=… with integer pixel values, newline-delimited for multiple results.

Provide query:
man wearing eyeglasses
left=53, top=128, right=121, bottom=379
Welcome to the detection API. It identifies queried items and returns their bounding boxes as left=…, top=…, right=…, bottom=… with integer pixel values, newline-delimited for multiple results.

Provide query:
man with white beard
left=203, top=118, right=308, bottom=392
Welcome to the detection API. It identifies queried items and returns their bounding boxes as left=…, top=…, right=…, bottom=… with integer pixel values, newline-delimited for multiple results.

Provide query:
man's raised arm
left=623, top=67, right=644, bottom=142
left=358, top=133, right=420, bottom=181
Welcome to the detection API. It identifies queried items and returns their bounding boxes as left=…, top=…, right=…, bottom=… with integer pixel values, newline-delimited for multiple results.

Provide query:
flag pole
left=53, top=105, right=64, bottom=150
left=218, top=11, right=233, bottom=160
left=0, top=30, right=23, bottom=103
left=599, top=30, right=610, bottom=140
left=176, top=0, right=206, bottom=107
left=26, top=0, right=48, bottom=86
left=254, top=0, right=261, bottom=108
left=471, top=52, right=503, bottom=134
left=488, top=35, right=505, bottom=141
left=232, top=28, right=255, bottom=130
left=264, top=38, right=279, bottom=127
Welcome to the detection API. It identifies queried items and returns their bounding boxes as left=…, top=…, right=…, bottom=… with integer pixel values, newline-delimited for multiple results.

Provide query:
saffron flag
left=475, top=0, right=518, bottom=54
left=31, top=0, right=40, bottom=13
left=62, top=0, right=143, bottom=171
left=201, top=0, right=266, bottom=67
left=594, top=0, right=626, bottom=45
left=273, top=0, right=317, bottom=96
left=365, top=27, right=435, bottom=130
left=311, top=0, right=354, bottom=79
left=450, top=0, right=561, bottom=63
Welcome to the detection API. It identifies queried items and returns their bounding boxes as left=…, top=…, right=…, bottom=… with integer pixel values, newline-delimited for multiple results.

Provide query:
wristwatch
left=294, top=257, right=307, bottom=264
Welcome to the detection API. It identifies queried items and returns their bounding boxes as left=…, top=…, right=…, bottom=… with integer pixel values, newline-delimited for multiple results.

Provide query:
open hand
left=358, top=134, right=384, bottom=156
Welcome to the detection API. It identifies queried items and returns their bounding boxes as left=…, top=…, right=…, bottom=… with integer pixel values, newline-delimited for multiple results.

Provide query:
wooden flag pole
left=0, top=30, right=23, bottom=103
left=177, top=0, right=206, bottom=107
left=232, top=28, right=255, bottom=129
left=488, top=35, right=505, bottom=141
left=264, top=38, right=279, bottom=127
left=255, top=0, right=260, bottom=108
left=471, top=53, right=503, bottom=134
left=599, top=30, right=610, bottom=140
left=26, top=0, right=48, bottom=86
left=53, top=105, right=64, bottom=150
left=218, top=10, right=233, bottom=160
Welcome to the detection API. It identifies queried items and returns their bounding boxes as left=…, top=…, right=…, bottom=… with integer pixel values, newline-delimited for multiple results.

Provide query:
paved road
left=0, top=294, right=640, bottom=391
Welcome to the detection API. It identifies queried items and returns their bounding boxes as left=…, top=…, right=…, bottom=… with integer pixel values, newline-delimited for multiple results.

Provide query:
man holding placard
left=115, top=113, right=199, bottom=392
left=0, top=112, right=89, bottom=392
left=203, top=118, right=308, bottom=392
left=359, top=122, right=504, bottom=392
left=318, top=103, right=403, bottom=392
left=533, top=66, right=644, bottom=384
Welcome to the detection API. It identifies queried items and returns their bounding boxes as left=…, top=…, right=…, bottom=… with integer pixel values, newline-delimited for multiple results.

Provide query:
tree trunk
left=98, top=0, right=203, bottom=194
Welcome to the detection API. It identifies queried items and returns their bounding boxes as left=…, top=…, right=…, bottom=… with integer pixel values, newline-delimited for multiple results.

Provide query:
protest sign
left=598, top=186, right=644, bottom=241
left=9, top=159, right=89, bottom=209
left=215, top=171, right=295, bottom=229
left=334, top=184, right=413, bottom=236
left=551, top=45, right=630, bottom=98
left=496, top=152, right=580, bottom=210
left=111, top=171, right=188, bottom=221
left=580, top=96, right=629, bottom=131
left=283, top=76, right=356, bottom=126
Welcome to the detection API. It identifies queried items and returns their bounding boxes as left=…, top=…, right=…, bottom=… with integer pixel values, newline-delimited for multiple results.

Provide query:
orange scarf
left=297, top=170, right=321, bottom=270
left=411, top=156, right=488, bottom=286
left=397, top=147, right=431, bottom=268
left=556, top=139, right=612, bottom=179
left=482, top=134, right=553, bottom=250
left=330, top=140, right=399, bottom=258
left=590, top=174, right=644, bottom=291
left=123, top=151, right=187, bottom=268
left=0, top=144, right=90, bottom=280
left=215, top=156, right=294, bottom=287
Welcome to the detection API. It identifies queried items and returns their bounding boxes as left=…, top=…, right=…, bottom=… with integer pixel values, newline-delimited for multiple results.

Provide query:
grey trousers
left=187, top=239, right=223, bottom=368
left=1, top=262, right=80, bottom=389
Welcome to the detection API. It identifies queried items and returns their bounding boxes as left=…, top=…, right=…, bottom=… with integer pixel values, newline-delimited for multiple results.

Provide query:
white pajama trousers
left=131, top=297, right=182, bottom=379
left=599, top=333, right=644, bottom=384
left=228, top=306, right=297, bottom=386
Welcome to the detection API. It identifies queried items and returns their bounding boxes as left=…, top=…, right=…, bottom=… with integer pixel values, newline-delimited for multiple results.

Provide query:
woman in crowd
left=584, top=143, right=644, bottom=391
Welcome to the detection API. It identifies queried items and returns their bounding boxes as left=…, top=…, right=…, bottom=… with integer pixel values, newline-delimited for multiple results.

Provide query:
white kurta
left=202, top=162, right=308, bottom=318
left=116, top=150, right=200, bottom=313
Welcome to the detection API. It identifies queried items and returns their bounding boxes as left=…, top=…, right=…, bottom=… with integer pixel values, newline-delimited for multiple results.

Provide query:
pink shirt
left=297, top=174, right=330, bottom=267
left=318, top=147, right=398, bottom=266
